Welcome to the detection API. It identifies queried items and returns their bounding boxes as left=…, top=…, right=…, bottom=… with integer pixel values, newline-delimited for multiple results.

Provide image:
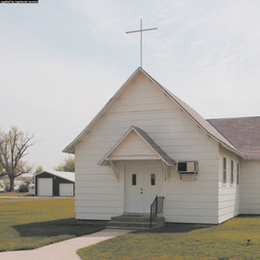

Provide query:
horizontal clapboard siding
left=218, top=147, right=240, bottom=223
left=240, top=160, right=260, bottom=214
left=74, top=73, right=220, bottom=224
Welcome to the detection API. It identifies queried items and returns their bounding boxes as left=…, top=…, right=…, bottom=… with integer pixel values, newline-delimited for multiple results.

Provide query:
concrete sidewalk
left=0, top=229, right=131, bottom=260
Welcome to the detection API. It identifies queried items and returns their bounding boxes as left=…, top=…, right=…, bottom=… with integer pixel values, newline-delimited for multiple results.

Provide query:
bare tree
left=0, top=127, right=35, bottom=191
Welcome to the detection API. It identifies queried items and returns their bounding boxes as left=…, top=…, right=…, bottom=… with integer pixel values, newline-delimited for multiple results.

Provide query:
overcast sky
left=1, top=0, right=260, bottom=171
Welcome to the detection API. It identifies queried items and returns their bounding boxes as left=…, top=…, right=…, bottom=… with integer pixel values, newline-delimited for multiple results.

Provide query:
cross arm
left=126, top=27, right=158, bottom=34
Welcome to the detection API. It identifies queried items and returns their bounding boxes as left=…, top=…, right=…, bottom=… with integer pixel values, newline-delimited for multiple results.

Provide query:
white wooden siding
left=109, top=131, right=158, bottom=160
left=218, top=146, right=240, bottom=223
left=74, top=73, right=220, bottom=223
left=240, top=160, right=260, bottom=214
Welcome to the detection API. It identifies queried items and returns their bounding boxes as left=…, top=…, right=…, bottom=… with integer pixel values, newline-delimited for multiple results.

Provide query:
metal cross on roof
left=126, top=19, right=157, bottom=68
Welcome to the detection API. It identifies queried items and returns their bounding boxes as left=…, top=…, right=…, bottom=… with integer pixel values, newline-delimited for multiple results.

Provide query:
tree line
left=0, top=127, right=74, bottom=192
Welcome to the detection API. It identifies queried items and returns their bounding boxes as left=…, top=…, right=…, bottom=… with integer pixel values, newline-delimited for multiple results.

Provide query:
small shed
left=35, top=171, right=75, bottom=197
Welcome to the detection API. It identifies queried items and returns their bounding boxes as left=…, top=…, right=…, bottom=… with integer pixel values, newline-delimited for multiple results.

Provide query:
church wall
left=163, top=141, right=219, bottom=224
left=217, top=147, right=240, bottom=223
left=74, top=72, right=220, bottom=223
left=240, top=160, right=260, bottom=214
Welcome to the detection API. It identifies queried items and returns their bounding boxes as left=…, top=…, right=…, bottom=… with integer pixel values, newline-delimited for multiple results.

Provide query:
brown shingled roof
left=208, top=117, right=260, bottom=159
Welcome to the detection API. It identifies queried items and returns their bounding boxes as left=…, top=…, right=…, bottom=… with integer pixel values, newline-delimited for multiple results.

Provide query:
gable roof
left=98, top=126, right=176, bottom=166
left=63, top=67, right=246, bottom=158
left=208, top=117, right=260, bottom=159
left=36, top=171, right=75, bottom=182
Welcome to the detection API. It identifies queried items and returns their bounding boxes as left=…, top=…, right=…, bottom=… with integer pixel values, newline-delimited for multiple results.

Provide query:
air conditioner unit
left=178, top=161, right=198, bottom=174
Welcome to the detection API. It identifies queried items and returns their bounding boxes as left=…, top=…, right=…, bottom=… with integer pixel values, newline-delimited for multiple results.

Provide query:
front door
left=125, top=161, right=162, bottom=213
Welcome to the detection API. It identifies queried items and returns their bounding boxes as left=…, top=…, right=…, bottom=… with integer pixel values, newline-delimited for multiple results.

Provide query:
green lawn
left=0, top=192, right=29, bottom=197
left=77, top=216, right=260, bottom=259
left=0, top=197, right=104, bottom=252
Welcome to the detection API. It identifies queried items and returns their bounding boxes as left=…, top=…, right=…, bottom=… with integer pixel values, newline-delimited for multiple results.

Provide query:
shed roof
left=208, top=117, right=260, bottom=159
left=36, top=171, right=75, bottom=183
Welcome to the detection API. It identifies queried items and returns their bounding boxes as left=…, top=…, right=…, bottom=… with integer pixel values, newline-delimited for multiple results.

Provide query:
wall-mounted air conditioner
left=178, top=161, right=198, bottom=180
left=178, top=161, right=198, bottom=174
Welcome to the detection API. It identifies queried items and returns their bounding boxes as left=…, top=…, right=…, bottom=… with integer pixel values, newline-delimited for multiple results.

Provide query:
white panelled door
left=37, top=178, right=53, bottom=196
left=125, top=161, right=162, bottom=213
left=59, top=183, right=74, bottom=197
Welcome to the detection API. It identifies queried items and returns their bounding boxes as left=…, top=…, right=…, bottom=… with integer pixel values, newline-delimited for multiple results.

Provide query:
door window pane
left=132, top=174, right=137, bottom=186
left=151, top=174, right=156, bottom=186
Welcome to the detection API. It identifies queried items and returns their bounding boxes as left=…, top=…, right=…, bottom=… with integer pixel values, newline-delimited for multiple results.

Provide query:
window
left=231, top=160, right=234, bottom=184
left=151, top=174, right=156, bottom=186
left=132, top=174, right=136, bottom=186
left=223, top=157, right=227, bottom=183
left=237, top=163, right=240, bottom=185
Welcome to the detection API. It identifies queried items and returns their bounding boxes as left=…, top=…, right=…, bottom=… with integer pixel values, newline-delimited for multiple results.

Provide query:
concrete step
left=111, top=215, right=150, bottom=223
left=107, top=222, right=151, bottom=229
left=107, top=215, right=165, bottom=229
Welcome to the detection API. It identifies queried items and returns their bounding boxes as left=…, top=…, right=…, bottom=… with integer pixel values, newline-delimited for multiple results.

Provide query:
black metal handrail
left=150, top=195, right=164, bottom=228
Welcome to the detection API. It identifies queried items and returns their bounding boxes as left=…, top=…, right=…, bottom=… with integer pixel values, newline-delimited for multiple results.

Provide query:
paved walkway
left=0, top=229, right=131, bottom=260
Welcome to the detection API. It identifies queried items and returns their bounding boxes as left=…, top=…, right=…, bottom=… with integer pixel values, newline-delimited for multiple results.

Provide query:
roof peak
left=63, top=67, right=245, bottom=158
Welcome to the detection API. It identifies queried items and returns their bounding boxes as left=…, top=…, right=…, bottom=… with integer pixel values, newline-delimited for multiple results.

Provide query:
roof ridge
left=207, top=116, right=260, bottom=121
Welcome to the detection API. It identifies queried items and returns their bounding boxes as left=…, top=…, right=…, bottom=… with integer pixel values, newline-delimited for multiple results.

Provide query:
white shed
left=35, top=171, right=75, bottom=197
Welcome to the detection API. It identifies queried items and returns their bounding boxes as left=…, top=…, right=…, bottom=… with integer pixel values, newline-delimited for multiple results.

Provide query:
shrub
left=4, top=185, right=10, bottom=192
left=19, top=184, right=28, bottom=193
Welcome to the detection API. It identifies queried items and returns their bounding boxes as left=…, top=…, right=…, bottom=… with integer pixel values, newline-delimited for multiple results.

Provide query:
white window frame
left=230, top=160, right=234, bottom=185
left=237, top=163, right=240, bottom=185
left=223, top=157, right=227, bottom=184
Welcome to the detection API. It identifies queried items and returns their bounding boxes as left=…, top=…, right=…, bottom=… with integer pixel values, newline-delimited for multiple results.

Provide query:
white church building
left=64, top=67, right=260, bottom=225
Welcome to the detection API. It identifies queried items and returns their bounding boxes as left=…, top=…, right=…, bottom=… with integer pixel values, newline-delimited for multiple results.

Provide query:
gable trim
left=63, top=68, right=143, bottom=154
left=63, top=67, right=246, bottom=159
left=139, top=69, right=247, bottom=159
left=98, top=126, right=176, bottom=166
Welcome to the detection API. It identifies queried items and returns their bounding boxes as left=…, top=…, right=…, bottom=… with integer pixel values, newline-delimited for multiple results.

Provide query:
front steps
left=107, top=214, right=165, bottom=230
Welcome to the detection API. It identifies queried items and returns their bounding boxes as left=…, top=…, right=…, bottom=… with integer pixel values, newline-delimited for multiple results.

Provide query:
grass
left=0, top=192, right=29, bottom=197
left=0, top=197, right=104, bottom=252
left=77, top=216, right=260, bottom=259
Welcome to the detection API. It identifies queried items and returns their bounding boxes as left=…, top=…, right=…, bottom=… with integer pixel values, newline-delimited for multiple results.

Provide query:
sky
left=1, top=0, right=260, bottom=171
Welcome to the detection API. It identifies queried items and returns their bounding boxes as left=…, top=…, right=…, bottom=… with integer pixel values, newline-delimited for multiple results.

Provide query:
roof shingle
left=208, top=117, right=260, bottom=159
